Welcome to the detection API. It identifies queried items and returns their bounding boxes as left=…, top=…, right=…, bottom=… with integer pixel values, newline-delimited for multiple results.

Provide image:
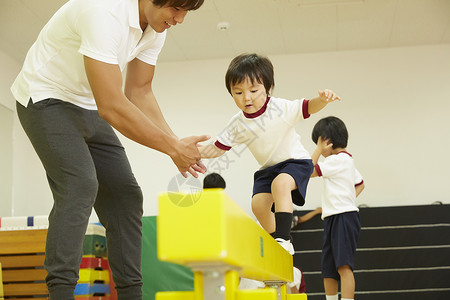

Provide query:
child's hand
left=317, top=136, right=333, bottom=155
left=318, top=89, right=341, bottom=103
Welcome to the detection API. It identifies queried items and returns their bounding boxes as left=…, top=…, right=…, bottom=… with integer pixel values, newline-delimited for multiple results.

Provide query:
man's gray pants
left=17, top=99, right=143, bottom=299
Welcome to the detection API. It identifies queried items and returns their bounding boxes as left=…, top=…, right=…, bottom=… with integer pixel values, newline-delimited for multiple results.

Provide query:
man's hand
left=171, top=135, right=210, bottom=178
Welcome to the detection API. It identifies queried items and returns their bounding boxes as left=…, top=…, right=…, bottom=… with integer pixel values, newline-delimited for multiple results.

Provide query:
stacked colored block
left=75, top=224, right=117, bottom=300
left=0, top=217, right=118, bottom=299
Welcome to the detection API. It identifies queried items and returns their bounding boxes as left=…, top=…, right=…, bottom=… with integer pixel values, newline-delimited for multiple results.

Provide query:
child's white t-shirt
left=315, top=151, right=363, bottom=219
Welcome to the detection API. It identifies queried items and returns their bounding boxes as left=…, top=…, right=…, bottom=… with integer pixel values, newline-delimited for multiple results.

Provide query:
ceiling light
left=217, top=22, right=231, bottom=31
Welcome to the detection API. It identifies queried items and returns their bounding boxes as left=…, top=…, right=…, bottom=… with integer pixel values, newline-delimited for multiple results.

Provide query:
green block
left=83, top=234, right=107, bottom=257
left=142, top=216, right=193, bottom=300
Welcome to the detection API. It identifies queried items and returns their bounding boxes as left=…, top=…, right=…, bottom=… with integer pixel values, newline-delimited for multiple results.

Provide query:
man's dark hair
left=312, top=116, right=348, bottom=149
left=152, top=0, right=204, bottom=10
left=203, top=173, right=226, bottom=189
left=225, top=53, right=274, bottom=95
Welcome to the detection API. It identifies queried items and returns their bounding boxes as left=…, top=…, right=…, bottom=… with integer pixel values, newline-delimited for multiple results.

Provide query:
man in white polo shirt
left=11, top=0, right=205, bottom=299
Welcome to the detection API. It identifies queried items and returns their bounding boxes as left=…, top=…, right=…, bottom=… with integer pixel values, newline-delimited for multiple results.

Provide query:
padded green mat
left=142, top=216, right=194, bottom=299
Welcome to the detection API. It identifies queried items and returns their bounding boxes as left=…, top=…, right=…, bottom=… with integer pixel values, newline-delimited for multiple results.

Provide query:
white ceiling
left=1, top=0, right=449, bottom=64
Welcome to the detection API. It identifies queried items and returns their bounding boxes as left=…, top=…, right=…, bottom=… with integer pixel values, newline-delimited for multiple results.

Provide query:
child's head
left=225, top=53, right=274, bottom=96
left=312, top=116, right=348, bottom=149
left=203, top=173, right=226, bottom=189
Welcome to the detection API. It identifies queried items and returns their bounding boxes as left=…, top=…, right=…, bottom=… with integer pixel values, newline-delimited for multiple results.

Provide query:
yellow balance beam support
left=157, top=189, right=296, bottom=300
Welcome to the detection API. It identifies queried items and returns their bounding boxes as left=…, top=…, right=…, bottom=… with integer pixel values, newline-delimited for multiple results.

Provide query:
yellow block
left=157, top=189, right=293, bottom=283
left=157, top=288, right=279, bottom=300
left=236, top=289, right=277, bottom=300
left=78, top=268, right=110, bottom=284
left=193, top=271, right=203, bottom=300
left=156, top=291, right=195, bottom=300
left=287, top=294, right=308, bottom=300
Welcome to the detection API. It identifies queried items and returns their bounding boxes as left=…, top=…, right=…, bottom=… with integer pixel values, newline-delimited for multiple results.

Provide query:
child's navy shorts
left=322, top=211, right=361, bottom=280
left=252, top=159, right=314, bottom=207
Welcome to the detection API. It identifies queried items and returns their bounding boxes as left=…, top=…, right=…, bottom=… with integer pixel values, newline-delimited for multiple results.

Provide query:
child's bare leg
left=323, top=277, right=338, bottom=297
left=338, top=265, right=355, bottom=299
left=251, top=193, right=275, bottom=233
left=271, top=173, right=296, bottom=213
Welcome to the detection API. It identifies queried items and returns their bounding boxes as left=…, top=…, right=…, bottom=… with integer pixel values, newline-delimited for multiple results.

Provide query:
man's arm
left=84, top=56, right=208, bottom=177
left=124, top=58, right=176, bottom=137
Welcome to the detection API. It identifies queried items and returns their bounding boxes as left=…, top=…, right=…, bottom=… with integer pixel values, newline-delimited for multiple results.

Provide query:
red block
left=75, top=297, right=110, bottom=300
left=80, top=256, right=110, bottom=270
left=108, top=264, right=117, bottom=300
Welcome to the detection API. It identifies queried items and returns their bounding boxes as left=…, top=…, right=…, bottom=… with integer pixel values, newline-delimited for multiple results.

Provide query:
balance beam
left=156, top=189, right=307, bottom=300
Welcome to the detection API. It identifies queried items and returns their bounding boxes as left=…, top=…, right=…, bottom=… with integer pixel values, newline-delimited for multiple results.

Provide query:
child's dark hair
left=152, top=0, right=204, bottom=10
left=312, top=116, right=348, bottom=149
left=225, top=53, right=274, bottom=95
left=203, top=173, right=226, bottom=189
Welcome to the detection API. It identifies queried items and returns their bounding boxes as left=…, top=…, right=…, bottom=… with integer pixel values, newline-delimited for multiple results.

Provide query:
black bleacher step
left=354, top=247, right=450, bottom=269
left=355, top=268, right=450, bottom=291
left=301, top=272, right=324, bottom=293
left=301, top=268, right=450, bottom=294
left=357, top=226, right=450, bottom=248
left=305, top=290, right=450, bottom=300
left=358, top=205, right=450, bottom=227
left=294, top=205, right=450, bottom=229
left=294, top=252, right=321, bottom=273
left=292, top=225, right=450, bottom=251
left=294, top=247, right=450, bottom=272
left=291, top=230, right=323, bottom=251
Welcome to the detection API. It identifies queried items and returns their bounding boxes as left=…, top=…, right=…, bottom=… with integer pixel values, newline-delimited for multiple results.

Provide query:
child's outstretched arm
left=310, top=137, right=333, bottom=177
left=298, top=207, right=322, bottom=223
left=199, top=143, right=226, bottom=159
left=308, top=89, right=341, bottom=114
left=355, top=183, right=365, bottom=197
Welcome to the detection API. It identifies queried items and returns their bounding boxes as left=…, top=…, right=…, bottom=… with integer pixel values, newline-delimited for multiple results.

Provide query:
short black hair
left=225, top=53, right=274, bottom=95
left=312, top=116, right=348, bottom=149
left=203, top=173, right=226, bottom=189
left=152, top=0, right=204, bottom=10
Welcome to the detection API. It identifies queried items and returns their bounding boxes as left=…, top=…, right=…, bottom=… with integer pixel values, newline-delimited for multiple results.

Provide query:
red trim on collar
left=338, top=151, right=352, bottom=157
left=214, top=140, right=231, bottom=151
left=243, top=96, right=270, bottom=119
left=355, top=180, right=364, bottom=187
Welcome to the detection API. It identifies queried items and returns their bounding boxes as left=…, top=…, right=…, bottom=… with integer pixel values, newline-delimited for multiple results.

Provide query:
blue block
left=74, top=283, right=110, bottom=296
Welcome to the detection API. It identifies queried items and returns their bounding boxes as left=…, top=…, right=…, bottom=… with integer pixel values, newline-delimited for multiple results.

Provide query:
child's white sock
left=325, top=295, right=338, bottom=300
left=341, top=298, right=354, bottom=300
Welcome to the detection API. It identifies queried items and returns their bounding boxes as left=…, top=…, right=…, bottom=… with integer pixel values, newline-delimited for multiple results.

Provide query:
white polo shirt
left=11, top=0, right=166, bottom=110
left=315, top=151, right=364, bottom=219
